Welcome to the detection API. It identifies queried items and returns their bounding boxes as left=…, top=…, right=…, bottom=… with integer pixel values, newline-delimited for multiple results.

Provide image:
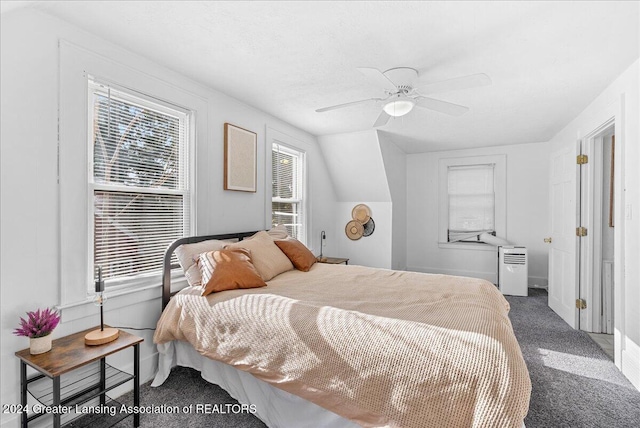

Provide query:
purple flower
left=13, top=308, right=61, bottom=338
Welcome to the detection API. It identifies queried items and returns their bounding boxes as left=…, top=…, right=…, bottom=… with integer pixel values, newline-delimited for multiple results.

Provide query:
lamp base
left=85, top=327, right=119, bottom=346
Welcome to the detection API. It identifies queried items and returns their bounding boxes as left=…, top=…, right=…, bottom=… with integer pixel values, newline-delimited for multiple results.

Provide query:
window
left=447, top=164, right=495, bottom=242
left=89, top=80, right=190, bottom=288
left=272, top=143, right=306, bottom=242
left=438, top=155, right=506, bottom=247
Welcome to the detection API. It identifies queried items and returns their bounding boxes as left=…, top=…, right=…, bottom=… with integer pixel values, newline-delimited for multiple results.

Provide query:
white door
left=547, top=144, right=579, bottom=328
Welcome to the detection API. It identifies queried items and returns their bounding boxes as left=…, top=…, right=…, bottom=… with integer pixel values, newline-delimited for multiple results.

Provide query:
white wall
left=333, top=202, right=393, bottom=269
left=319, top=130, right=394, bottom=267
left=546, top=59, right=639, bottom=389
left=0, top=9, right=337, bottom=428
left=406, top=141, right=550, bottom=286
left=378, top=134, right=407, bottom=271
left=318, top=130, right=391, bottom=202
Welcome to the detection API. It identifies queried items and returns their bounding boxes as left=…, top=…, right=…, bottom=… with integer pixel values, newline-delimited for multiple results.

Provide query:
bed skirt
left=152, top=340, right=360, bottom=428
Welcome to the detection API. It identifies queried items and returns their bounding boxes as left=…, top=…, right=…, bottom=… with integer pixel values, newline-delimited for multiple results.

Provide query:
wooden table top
left=15, top=326, right=143, bottom=378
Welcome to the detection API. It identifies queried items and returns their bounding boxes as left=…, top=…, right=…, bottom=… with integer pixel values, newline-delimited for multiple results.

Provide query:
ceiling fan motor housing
left=383, top=67, right=419, bottom=90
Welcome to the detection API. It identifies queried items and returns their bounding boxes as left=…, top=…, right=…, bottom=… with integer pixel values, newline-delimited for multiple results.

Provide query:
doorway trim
left=577, top=94, right=626, bottom=371
left=579, top=118, right=614, bottom=334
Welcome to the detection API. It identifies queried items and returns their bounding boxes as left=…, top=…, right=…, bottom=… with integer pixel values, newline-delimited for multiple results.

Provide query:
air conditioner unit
left=498, top=246, right=528, bottom=296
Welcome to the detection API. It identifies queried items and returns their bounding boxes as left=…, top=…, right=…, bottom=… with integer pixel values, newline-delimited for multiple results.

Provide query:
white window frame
left=271, top=142, right=307, bottom=244
left=87, top=78, right=193, bottom=292
left=58, top=41, right=207, bottom=317
left=438, top=155, right=506, bottom=250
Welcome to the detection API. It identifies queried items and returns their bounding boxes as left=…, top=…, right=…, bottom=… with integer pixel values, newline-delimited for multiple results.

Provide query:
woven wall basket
left=351, top=204, right=371, bottom=224
left=345, top=220, right=364, bottom=240
left=362, top=218, right=375, bottom=237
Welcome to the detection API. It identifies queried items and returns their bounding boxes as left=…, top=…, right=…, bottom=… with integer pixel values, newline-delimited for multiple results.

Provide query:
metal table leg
left=100, top=358, right=106, bottom=406
left=20, top=361, right=27, bottom=428
left=133, top=343, right=140, bottom=427
left=52, top=376, right=61, bottom=428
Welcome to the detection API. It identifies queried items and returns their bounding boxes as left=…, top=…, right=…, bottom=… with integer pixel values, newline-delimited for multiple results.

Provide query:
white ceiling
left=4, top=1, right=639, bottom=153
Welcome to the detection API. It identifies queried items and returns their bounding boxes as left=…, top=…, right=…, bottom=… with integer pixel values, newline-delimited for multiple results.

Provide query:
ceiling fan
left=316, top=67, right=491, bottom=127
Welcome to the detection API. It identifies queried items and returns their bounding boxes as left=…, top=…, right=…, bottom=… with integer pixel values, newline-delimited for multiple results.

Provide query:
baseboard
left=621, top=337, right=640, bottom=391
left=528, top=276, right=548, bottom=289
left=0, top=413, right=17, bottom=428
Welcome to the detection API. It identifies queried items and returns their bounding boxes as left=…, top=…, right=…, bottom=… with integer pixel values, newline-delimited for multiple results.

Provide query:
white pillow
left=175, top=239, right=237, bottom=287
left=246, top=225, right=289, bottom=241
left=267, top=224, right=290, bottom=240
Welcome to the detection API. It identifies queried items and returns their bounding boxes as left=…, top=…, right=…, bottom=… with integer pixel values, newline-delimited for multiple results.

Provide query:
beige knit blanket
left=154, top=264, right=531, bottom=427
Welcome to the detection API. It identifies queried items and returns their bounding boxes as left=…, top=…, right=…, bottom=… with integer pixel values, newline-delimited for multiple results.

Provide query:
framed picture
left=224, top=123, right=257, bottom=192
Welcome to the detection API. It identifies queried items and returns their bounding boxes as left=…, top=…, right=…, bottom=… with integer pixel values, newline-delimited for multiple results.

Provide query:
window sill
left=438, top=242, right=498, bottom=252
left=57, top=273, right=188, bottom=323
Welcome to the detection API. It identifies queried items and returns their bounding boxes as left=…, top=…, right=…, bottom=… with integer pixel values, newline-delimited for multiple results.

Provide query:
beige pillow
left=267, top=224, right=290, bottom=240
left=246, top=225, right=289, bottom=241
left=226, top=231, right=293, bottom=281
left=175, top=239, right=237, bottom=287
left=199, top=248, right=266, bottom=296
left=274, top=239, right=317, bottom=272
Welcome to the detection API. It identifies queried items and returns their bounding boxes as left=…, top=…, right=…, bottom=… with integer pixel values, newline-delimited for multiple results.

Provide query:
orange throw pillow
left=274, top=239, right=317, bottom=272
left=199, top=248, right=267, bottom=296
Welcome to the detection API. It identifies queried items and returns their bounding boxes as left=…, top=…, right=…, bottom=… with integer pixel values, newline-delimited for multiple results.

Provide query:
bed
left=152, top=231, right=531, bottom=427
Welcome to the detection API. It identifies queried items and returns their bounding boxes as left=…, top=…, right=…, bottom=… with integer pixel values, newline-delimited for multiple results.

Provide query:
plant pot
left=30, top=335, right=52, bottom=355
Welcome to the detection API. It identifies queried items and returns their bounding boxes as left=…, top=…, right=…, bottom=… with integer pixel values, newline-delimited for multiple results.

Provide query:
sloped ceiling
left=318, top=130, right=390, bottom=202
left=4, top=1, right=639, bottom=153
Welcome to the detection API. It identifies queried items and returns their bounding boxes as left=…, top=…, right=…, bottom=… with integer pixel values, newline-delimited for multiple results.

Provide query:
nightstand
left=317, top=256, right=349, bottom=265
left=15, top=326, right=143, bottom=428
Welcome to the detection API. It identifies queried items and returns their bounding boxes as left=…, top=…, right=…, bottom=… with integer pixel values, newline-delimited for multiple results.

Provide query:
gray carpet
left=107, top=289, right=639, bottom=427
left=109, top=366, right=265, bottom=428
left=506, top=288, right=640, bottom=427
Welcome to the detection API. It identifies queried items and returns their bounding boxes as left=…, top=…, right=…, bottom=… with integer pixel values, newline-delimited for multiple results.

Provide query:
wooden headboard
left=162, top=230, right=259, bottom=309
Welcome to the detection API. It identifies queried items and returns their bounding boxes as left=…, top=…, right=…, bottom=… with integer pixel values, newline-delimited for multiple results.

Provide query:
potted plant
left=13, top=308, right=61, bottom=355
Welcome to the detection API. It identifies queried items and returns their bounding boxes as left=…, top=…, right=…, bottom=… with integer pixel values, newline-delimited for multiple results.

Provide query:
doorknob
left=544, top=237, right=552, bottom=244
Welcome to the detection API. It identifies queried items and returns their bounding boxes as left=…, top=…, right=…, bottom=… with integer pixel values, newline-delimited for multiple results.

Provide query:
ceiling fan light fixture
left=383, top=97, right=415, bottom=117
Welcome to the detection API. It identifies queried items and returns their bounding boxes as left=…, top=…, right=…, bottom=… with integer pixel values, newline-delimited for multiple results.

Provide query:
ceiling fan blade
left=373, top=110, right=391, bottom=127
left=415, top=73, right=491, bottom=95
left=415, top=97, right=469, bottom=116
left=316, top=98, right=382, bottom=113
left=357, top=67, right=398, bottom=92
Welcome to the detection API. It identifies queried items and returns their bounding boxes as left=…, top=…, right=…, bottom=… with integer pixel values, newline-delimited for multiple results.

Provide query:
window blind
left=272, top=144, right=305, bottom=242
left=448, top=164, right=495, bottom=242
left=90, top=80, right=190, bottom=283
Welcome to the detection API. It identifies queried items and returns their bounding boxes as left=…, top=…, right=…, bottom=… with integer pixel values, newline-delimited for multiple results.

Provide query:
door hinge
left=576, top=298, right=587, bottom=310
left=577, top=154, right=588, bottom=165
left=576, top=226, right=588, bottom=237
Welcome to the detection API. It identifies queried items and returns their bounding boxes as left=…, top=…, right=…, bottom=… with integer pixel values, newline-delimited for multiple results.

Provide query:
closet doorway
left=578, top=120, right=615, bottom=358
